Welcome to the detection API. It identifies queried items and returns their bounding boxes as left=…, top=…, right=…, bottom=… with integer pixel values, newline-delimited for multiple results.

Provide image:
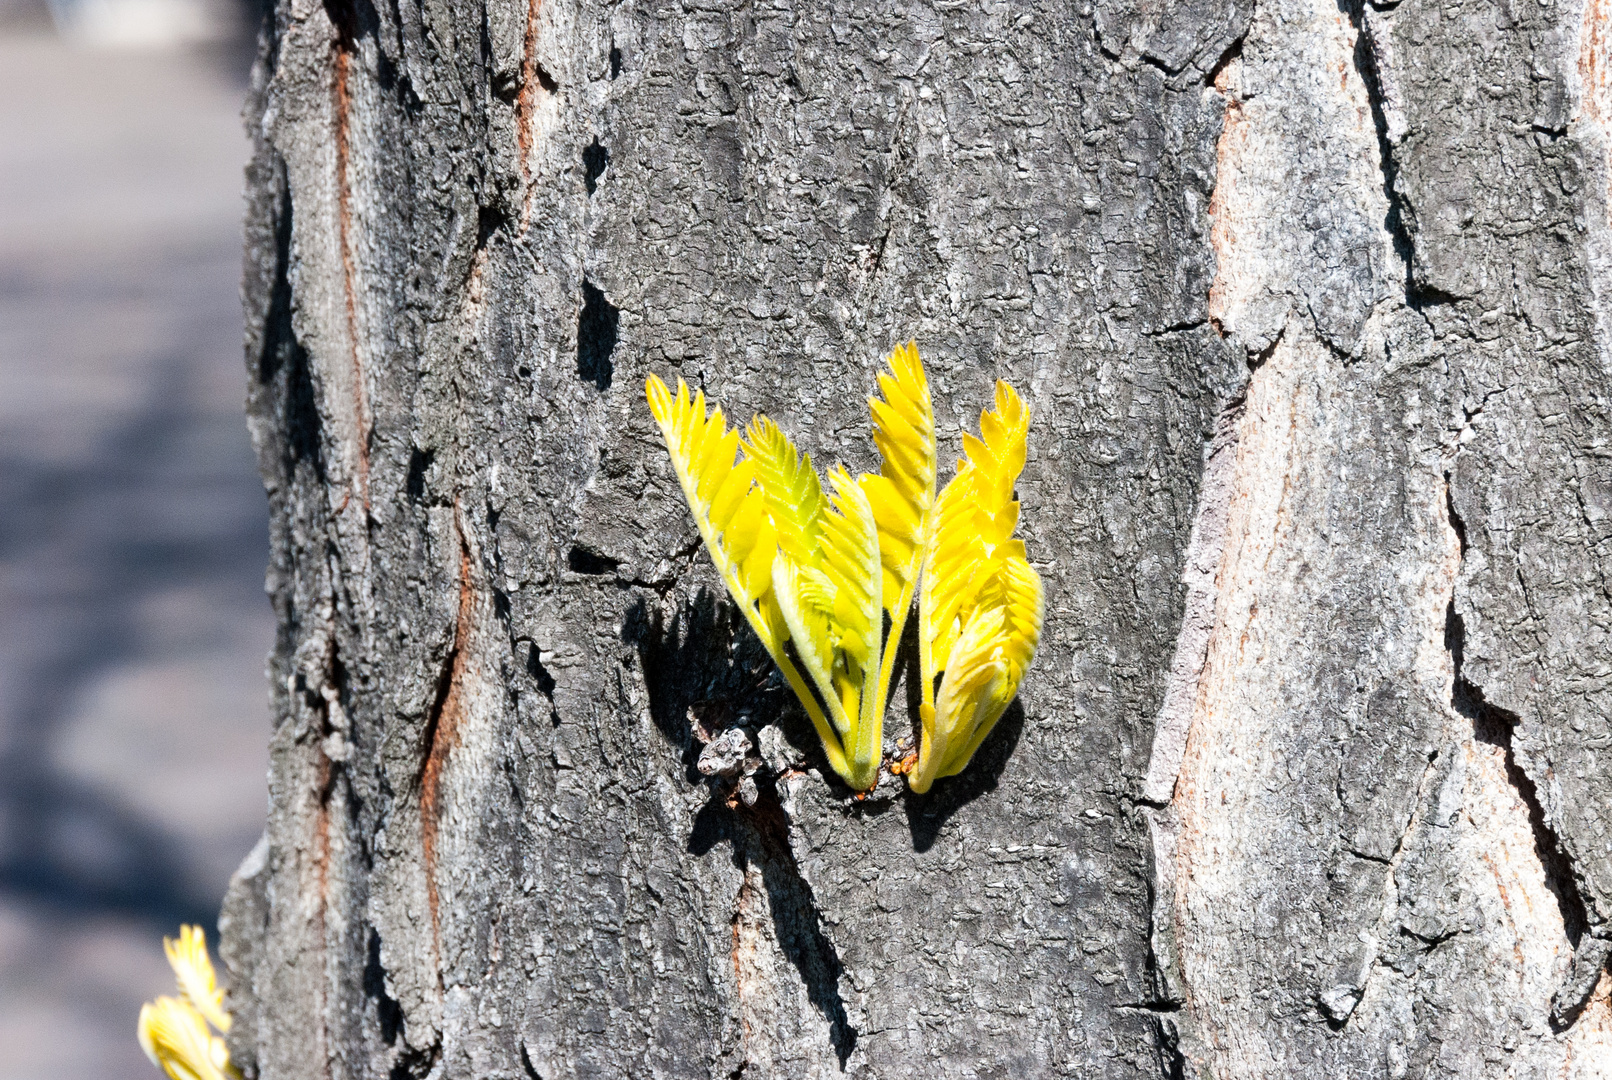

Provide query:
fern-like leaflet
left=749, top=343, right=934, bottom=790
left=746, top=420, right=886, bottom=789
left=819, top=465, right=885, bottom=782
left=860, top=341, right=937, bottom=742
left=645, top=375, right=850, bottom=781
left=910, top=381, right=1043, bottom=794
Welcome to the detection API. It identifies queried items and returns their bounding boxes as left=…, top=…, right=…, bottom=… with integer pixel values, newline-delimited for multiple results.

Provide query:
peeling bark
left=226, top=1, right=1612, bottom=1077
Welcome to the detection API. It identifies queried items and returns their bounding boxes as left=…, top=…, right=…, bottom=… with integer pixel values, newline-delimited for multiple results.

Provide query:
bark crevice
left=418, top=514, right=476, bottom=970
left=1347, top=0, right=1461, bottom=312
left=1441, top=470, right=1611, bottom=1029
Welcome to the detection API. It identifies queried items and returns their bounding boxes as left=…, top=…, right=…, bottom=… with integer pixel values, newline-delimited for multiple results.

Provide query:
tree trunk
left=219, top=0, right=1612, bottom=1075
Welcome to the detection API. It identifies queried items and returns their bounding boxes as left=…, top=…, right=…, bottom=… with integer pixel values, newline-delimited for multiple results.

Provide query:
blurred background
left=0, top=1, right=271, bottom=1076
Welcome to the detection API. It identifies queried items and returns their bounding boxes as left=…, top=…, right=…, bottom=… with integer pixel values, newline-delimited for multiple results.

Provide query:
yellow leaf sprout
left=139, top=927, right=238, bottom=1080
left=164, top=923, right=230, bottom=1034
left=744, top=416, right=887, bottom=787
left=646, top=345, right=1040, bottom=794
left=860, top=341, right=937, bottom=741
left=646, top=376, right=851, bottom=782
left=911, top=381, right=1043, bottom=793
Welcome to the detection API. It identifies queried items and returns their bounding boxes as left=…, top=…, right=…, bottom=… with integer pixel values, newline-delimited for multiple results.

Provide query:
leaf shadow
left=901, top=698, right=1026, bottom=853
left=688, top=784, right=858, bottom=1067
left=621, top=587, right=785, bottom=783
left=623, top=588, right=856, bottom=1067
left=622, top=584, right=1026, bottom=1060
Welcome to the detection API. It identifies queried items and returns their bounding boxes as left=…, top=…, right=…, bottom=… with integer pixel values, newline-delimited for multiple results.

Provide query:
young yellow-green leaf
left=768, top=464, right=885, bottom=788
left=744, top=413, right=855, bottom=743
left=908, top=552, right=1043, bottom=793
left=913, top=604, right=1005, bottom=793
left=771, top=557, right=841, bottom=731
left=747, top=410, right=886, bottom=784
left=912, top=379, right=1039, bottom=792
left=864, top=341, right=936, bottom=603
left=964, top=381, right=1030, bottom=539
left=948, top=557, right=1042, bottom=774
left=992, top=548, right=1043, bottom=677
left=745, top=403, right=890, bottom=789
left=645, top=375, right=780, bottom=642
left=139, top=925, right=239, bottom=1080
left=920, top=464, right=990, bottom=677
left=861, top=341, right=938, bottom=729
left=164, top=925, right=229, bottom=1035
left=919, top=380, right=1030, bottom=679
left=140, top=996, right=238, bottom=1080
left=820, top=467, right=882, bottom=671
left=646, top=375, right=852, bottom=782
left=743, top=415, right=826, bottom=569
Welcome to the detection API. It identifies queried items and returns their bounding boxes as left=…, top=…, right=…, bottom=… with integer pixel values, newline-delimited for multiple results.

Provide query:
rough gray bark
left=219, top=0, right=1612, bottom=1076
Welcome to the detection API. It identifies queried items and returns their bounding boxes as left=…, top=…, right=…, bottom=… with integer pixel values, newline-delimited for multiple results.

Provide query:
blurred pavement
left=0, top=24, right=269, bottom=1080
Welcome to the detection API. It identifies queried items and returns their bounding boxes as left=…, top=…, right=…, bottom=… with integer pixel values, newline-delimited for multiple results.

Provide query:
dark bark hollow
left=221, top=0, right=1612, bottom=1076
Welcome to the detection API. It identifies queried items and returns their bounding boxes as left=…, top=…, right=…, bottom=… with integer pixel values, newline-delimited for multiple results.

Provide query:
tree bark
left=220, top=0, right=1612, bottom=1076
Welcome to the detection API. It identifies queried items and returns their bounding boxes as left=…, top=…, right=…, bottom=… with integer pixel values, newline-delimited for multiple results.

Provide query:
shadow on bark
left=625, top=588, right=1027, bottom=856
left=624, top=591, right=856, bottom=1065
left=623, top=585, right=1026, bottom=1059
left=622, top=590, right=827, bottom=782
left=688, top=790, right=857, bottom=1067
left=902, top=699, right=1026, bottom=853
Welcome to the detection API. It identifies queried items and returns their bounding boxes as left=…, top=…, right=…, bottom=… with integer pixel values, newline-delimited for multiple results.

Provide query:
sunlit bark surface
left=223, top=1, right=1612, bottom=1076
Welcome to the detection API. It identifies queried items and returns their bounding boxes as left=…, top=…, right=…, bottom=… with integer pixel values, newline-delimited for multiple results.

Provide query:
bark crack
left=519, top=1041, right=545, bottom=1080
left=1347, top=1, right=1461, bottom=313
left=1442, top=481, right=1604, bottom=1029
left=419, top=508, right=476, bottom=983
left=325, top=0, right=371, bottom=508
